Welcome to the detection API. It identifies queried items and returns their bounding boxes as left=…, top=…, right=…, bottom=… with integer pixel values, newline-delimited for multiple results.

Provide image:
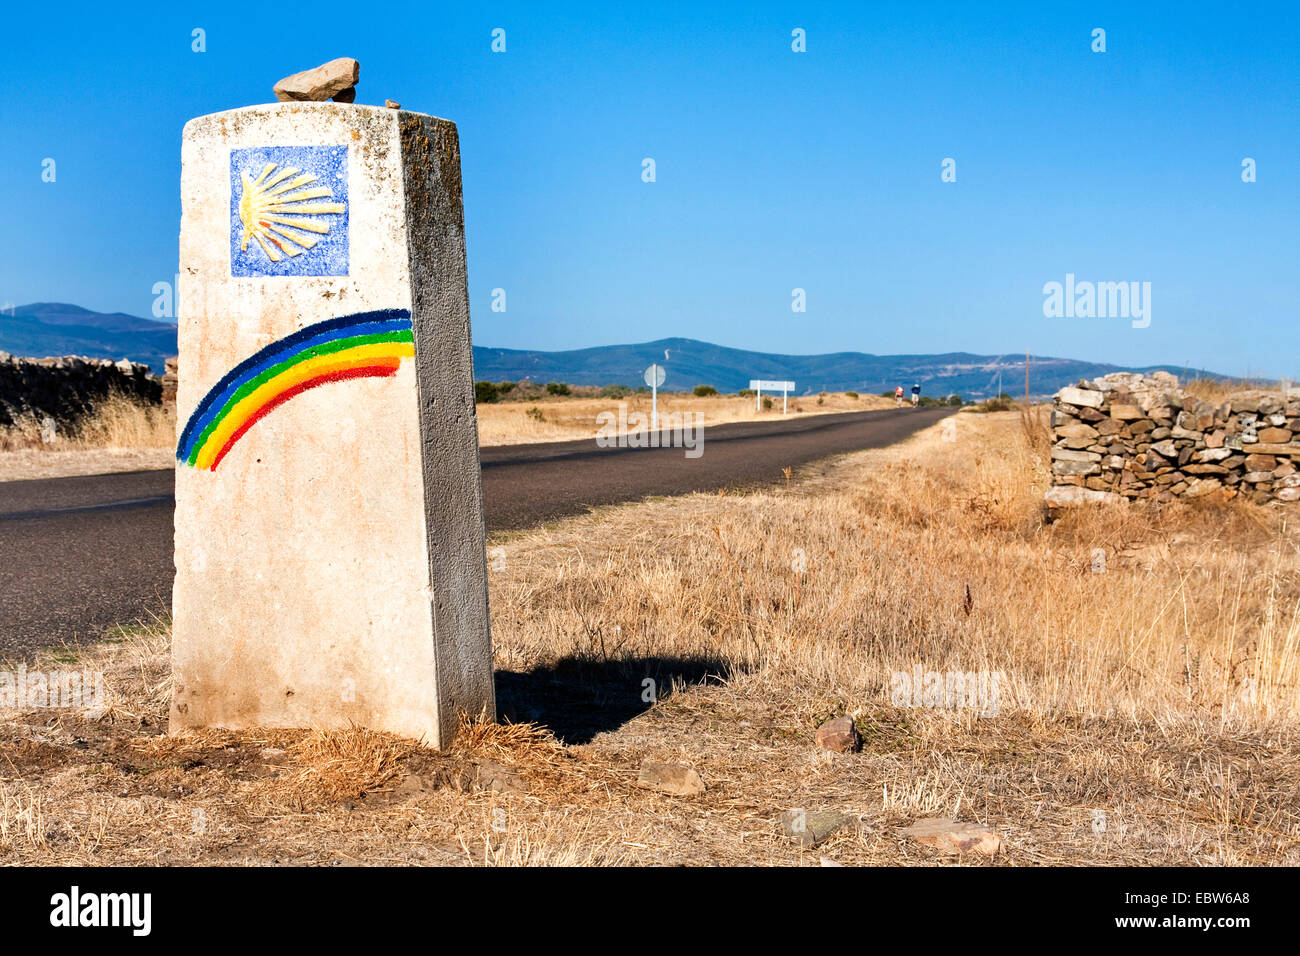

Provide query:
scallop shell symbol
left=237, top=163, right=346, bottom=262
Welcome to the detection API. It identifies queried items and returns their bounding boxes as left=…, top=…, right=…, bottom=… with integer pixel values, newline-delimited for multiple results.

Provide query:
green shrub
left=599, top=384, right=632, bottom=399
left=545, top=382, right=571, bottom=396
left=845, top=391, right=859, bottom=399
left=762, top=396, right=773, bottom=410
left=692, top=384, right=718, bottom=397
left=525, top=406, right=545, bottom=422
left=738, top=388, right=756, bottom=398
left=474, top=381, right=500, bottom=404
left=497, top=381, right=517, bottom=394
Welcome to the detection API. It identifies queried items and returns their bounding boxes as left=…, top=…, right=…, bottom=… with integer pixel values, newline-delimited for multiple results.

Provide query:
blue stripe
left=176, top=309, right=412, bottom=461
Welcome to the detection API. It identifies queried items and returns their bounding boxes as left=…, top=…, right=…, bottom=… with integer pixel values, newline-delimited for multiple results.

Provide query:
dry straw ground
left=2, top=411, right=1298, bottom=865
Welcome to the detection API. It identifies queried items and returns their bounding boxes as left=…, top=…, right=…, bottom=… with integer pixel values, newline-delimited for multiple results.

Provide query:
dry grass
left=70, top=394, right=175, bottom=450
left=475, top=391, right=893, bottom=445
left=0, top=394, right=176, bottom=481
left=1182, top=377, right=1295, bottom=404
left=494, top=411, right=1300, bottom=727
left=0, top=393, right=174, bottom=452
left=2, top=412, right=1299, bottom=865
left=1182, top=378, right=1241, bottom=404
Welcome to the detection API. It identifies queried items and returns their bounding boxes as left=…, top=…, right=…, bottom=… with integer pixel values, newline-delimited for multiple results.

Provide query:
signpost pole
left=782, top=387, right=788, bottom=414
left=756, top=385, right=761, bottom=412
left=644, top=363, right=666, bottom=436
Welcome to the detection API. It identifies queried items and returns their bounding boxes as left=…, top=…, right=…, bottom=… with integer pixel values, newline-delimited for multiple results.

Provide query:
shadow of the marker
left=494, top=655, right=736, bottom=745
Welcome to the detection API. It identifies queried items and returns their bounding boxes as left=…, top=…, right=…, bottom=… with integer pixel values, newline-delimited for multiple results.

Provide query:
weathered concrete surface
left=172, top=103, right=492, bottom=746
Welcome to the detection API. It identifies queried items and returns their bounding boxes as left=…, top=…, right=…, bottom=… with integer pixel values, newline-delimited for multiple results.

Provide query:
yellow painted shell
left=237, top=163, right=345, bottom=262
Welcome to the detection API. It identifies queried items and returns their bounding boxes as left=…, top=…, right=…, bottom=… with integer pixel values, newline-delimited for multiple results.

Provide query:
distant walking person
left=911, top=383, right=920, bottom=407
left=894, top=385, right=904, bottom=407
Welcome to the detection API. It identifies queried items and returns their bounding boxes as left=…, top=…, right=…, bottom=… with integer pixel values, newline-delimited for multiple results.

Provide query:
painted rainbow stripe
left=177, top=309, right=414, bottom=471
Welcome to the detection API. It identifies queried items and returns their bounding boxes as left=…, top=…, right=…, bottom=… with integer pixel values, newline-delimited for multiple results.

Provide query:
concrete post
left=171, top=103, right=493, bottom=747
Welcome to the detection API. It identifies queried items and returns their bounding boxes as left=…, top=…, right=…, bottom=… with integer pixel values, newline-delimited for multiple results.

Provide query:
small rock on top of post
left=273, top=57, right=360, bottom=103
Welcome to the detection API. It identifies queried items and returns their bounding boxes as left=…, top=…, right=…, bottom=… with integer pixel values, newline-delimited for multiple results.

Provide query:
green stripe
left=187, top=329, right=413, bottom=465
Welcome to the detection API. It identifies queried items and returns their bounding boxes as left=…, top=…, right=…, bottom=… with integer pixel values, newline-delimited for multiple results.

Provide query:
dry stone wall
left=1049, top=372, right=1300, bottom=507
left=0, top=351, right=161, bottom=427
left=162, top=356, right=178, bottom=405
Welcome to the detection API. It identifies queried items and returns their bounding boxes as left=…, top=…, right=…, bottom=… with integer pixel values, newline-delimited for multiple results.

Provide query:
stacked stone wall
left=0, top=352, right=161, bottom=428
left=1050, top=372, right=1300, bottom=505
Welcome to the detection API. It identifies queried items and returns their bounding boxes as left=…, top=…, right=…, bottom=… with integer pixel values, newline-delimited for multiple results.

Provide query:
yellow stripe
left=194, top=342, right=414, bottom=470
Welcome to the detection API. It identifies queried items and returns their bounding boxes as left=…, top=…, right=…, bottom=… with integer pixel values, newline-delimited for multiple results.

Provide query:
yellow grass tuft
left=70, top=393, right=175, bottom=450
left=271, top=728, right=416, bottom=807
left=1183, top=377, right=1249, bottom=404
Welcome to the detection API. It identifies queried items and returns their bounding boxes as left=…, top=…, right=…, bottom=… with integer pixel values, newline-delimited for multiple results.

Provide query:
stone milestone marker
left=172, top=102, right=493, bottom=746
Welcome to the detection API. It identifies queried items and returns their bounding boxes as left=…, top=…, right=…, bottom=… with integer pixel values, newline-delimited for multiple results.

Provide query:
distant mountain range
left=0, top=303, right=178, bottom=373
left=1, top=303, right=1223, bottom=398
left=473, top=337, right=1222, bottom=399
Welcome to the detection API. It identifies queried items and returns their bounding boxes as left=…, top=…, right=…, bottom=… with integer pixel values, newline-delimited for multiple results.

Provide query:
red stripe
left=208, top=361, right=401, bottom=471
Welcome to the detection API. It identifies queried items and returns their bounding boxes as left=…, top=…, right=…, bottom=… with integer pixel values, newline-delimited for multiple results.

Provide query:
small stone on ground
left=815, top=715, right=862, bottom=752
left=903, top=817, right=1001, bottom=855
left=636, top=760, right=706, bottom=796
left=780, top=809, right=847, bottom=847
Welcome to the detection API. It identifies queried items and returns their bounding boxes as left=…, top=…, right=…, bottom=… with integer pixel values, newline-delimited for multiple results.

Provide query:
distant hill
left=0, top=303, right=177, bottom=373
left=1, top=305, right=1224, bottom=398
left=473, top=336, right=1223, bottom=400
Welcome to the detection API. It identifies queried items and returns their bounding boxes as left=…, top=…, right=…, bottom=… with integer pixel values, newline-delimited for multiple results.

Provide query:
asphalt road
left=0, top=405, right=952, bottom=656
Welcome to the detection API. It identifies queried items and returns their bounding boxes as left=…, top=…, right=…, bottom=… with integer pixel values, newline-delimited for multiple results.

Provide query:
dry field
left=0, top=395, right=175, bottom=481
left=475, top=390, right=894, bottom=445
left=2, top=411, right=1299, bottom=866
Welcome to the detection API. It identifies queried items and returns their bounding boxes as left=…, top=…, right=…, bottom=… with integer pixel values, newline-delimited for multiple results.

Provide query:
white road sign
left=749, top=378, right=795, bottom=414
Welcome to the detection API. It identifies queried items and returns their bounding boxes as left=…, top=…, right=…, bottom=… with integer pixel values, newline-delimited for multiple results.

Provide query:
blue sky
left=1, top=1, right=1296, bottom=377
